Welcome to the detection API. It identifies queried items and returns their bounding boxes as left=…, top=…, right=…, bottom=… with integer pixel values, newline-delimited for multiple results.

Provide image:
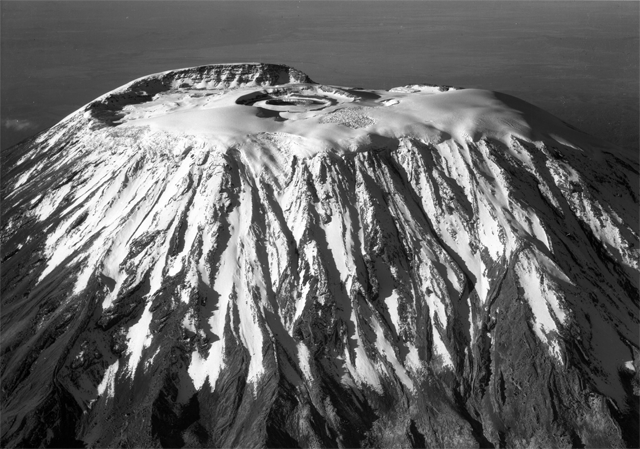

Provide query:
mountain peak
left=1, top=64, right=638, bottom=448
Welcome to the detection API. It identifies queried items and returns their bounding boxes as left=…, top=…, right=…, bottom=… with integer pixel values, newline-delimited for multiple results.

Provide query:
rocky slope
left=1, top=62, right=638, bottom=448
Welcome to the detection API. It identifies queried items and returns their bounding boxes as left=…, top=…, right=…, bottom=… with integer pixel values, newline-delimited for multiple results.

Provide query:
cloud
left=2, top=118, right=38, bottom=132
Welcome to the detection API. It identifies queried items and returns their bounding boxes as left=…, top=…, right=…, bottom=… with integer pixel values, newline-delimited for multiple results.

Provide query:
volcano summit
left=1, top=63, right=638, bottom=448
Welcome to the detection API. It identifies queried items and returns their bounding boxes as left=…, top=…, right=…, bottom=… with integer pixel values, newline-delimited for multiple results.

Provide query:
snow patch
left=97, top=359, right=119, bottom=399
left=297, top=342, right=313, bottom=380
left=405, top=344, right=423, bottom=372
left=515, top=249, right=566, bottom=362
left=323, top=215, right=351, bottom=282
left=624, top=361, right=635, bottom=372
left=125, top=301, right=154, bottom=377
left=373, top=319, right=414, bottom=391
left=384, top=290, right=401, bottom=334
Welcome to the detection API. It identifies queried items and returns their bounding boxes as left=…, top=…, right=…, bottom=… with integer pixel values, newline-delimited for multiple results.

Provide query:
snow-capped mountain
left=1, top=62, right=638, bottom=448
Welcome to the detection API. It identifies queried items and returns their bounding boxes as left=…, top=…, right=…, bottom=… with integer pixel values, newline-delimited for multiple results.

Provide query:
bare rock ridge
left=1, top=62, right=638, bottom=448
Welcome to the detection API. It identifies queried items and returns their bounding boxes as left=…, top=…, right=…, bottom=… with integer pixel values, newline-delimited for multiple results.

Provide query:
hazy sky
left=2, top=1, right=638, bottom=152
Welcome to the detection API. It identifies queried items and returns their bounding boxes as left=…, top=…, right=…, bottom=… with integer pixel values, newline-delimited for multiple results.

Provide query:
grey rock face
left=1, top=63, right=638, bottom=448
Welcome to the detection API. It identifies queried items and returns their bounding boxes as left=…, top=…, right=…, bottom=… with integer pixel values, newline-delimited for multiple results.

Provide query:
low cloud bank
left=3, top=118, right=38, bottom=132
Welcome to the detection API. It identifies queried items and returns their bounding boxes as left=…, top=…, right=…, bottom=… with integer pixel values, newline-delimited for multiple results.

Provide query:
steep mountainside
left=1, top=62, right=638, bottom=448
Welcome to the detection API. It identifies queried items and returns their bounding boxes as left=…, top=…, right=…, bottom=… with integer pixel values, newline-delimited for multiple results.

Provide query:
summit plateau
left=1, top=63, right=638, bottom=448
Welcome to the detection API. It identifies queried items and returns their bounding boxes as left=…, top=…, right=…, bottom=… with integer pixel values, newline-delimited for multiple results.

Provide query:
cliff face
left=1, top=63, right=638, bottom=448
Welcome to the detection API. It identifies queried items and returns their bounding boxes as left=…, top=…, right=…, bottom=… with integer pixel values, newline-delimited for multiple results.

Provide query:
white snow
left=404, top=344, right=423, bottom=372
left=115, top=83, right=562, bottom=167
left=188, top=201, right=238, bottom=390
left=11, top=165, right=38, bottom=191
left=145, top=346, right=161, bottom=372
left=548, top=159, right=638, bottom=270
left=188, top=176, right=267, bottom=391
left=232, top=182, right=267, bottom=387
left=344, top=307, right=383, bottom=394
left=515, top=249, right=566, bottom=362
left=125, top=300, right=154, bottom=377
left=97, top=359, right=119, bottom=399
left=188, top=350, right=213, bottom=391
left=182, top=310, right=197, bottom=334
left=297, top=342, right=313, bottom=380
left=372, top=319, right=414, bottom=391
left=324, top=217, right=346, bottom=275
left=624, top=361, right=636, bottom=372
left=34, top=182, right=72, bottom=222
left=431, top=326, right=454, bottom=369
left=384, top=290, right=401, bottom=334
left=477, top=197, right=504, bottom=261
left=323, top=215, right=352, bottom=282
